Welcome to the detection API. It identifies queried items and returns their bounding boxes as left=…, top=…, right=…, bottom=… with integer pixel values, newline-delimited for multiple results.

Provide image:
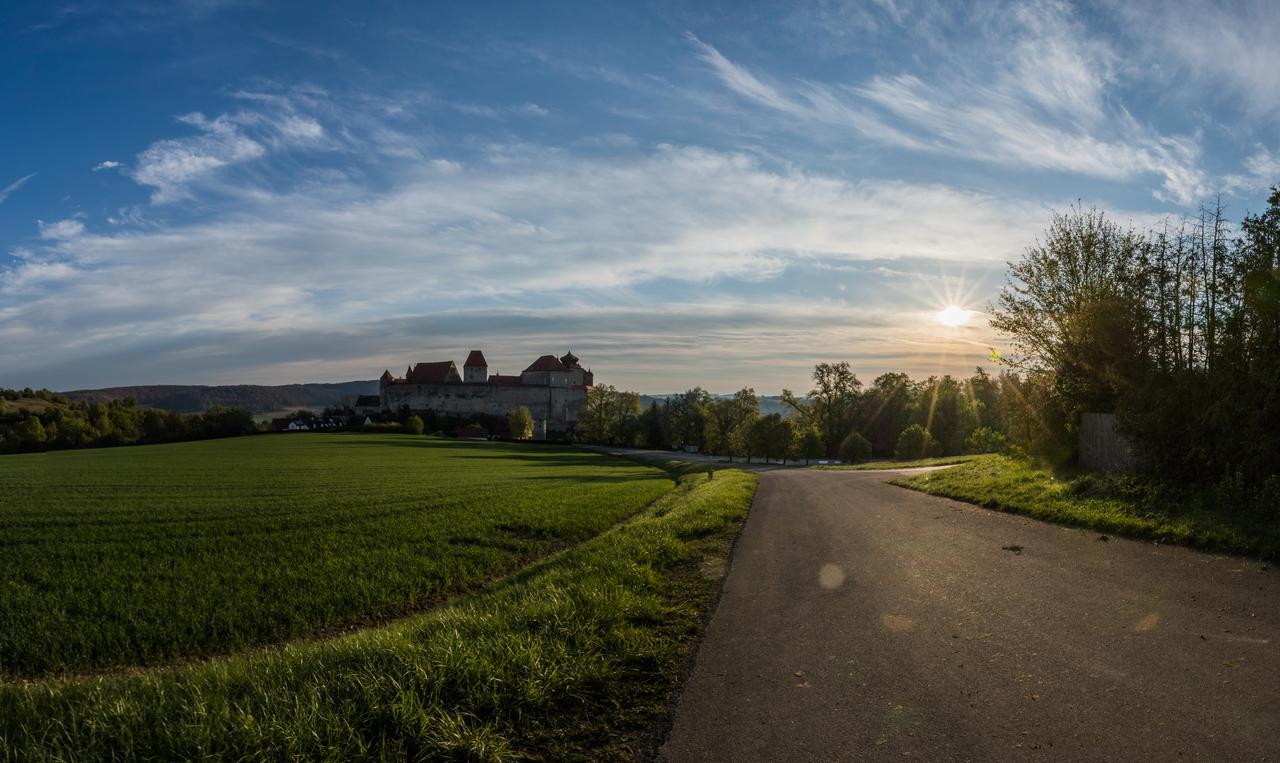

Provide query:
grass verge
left=812, top=455, right=977, bottom=471
left=891, top=455, right=1280, bottom=559
left=0, top=467, right=758, bottom=761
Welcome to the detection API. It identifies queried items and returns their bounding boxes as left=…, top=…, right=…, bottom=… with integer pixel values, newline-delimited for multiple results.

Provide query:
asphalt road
left=661, top=467, right=1280, bottom=761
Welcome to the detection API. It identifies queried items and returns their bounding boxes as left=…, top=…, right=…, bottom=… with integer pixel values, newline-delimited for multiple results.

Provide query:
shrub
left=507, top=406, right=534, bottom=440
left=895, top=424, right=938, bottom=460
left=404, top=415, right=425, bottom=435
left=965, top=426, right=1008, bottom=454
left=838, top=431, right=872, bottom=462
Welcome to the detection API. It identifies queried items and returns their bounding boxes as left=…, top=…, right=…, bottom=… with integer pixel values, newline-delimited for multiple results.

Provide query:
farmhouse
left=377, top=350, right=593, bottom=437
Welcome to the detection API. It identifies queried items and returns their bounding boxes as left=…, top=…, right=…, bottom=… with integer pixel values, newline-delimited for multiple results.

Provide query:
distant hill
left=62, top=381, right=379, bottom=414
left=640, top=394, right=793, bottom=418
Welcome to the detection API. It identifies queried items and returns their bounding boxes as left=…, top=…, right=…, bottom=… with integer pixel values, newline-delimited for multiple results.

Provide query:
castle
left=376, top=350, right=593, bottom=437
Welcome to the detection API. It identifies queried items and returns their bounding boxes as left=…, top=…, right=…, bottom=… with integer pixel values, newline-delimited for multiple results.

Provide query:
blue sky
left=2, top=0, right=1277, bottom=393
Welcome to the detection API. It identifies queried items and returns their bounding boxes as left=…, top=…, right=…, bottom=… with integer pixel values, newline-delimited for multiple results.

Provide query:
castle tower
left=463, top=350, right=488, bottom=383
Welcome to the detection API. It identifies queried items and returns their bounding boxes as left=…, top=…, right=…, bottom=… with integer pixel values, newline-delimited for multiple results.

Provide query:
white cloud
left=131, top=113, right=267, bottom=202
left=2, top=144, right=1059, bottom=388
left=1221, top=146, right=1280, bottom=194
left=1108, top=0, right=1280, bottom=119
left=36, top=218, right=86, bottom=240
left=0, top=173, right=36, bottom=204
left=691, top=1, right=1207, bottom=204
left=92, top=160, right=122, bottom=171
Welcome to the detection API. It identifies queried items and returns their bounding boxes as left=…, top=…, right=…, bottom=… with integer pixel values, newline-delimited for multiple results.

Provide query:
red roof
left=405, top=361, right=459, bottom=384
left=488, top=374, right=522, bottom=385
left=524, top=354, right=568, bottom=373
left=380, top=369, right=394, bottom=381
left=464, top=350, right=487, bottom=368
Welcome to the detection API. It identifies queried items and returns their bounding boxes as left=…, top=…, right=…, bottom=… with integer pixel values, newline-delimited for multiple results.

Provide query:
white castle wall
left=380, top=381, right=586, bottom=432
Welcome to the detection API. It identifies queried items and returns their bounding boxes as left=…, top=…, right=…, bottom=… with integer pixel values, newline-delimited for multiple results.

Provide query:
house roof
left=524, top=354, right=568, bottom=373
left=488, top=374, right=522, bottom=385
left=353, top=395, right=380, bottom=407
left=406, top=361, right=459, bottom=384
left=560, top=350, right=580, bottom=368
left=464, top=350, right=488, bottom=368
left=380, top=369, right=394, bottom=381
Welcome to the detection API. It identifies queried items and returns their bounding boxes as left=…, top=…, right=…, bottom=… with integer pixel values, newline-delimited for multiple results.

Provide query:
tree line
left=990, top=189, right=1280, bottom=511
left=574, top=369, right=1030, bottom=464
left=0, top=389, right=257, bottom=453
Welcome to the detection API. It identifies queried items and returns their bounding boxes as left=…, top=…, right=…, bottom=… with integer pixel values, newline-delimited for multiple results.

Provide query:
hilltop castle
left=376, top=350, right=593, bottom=437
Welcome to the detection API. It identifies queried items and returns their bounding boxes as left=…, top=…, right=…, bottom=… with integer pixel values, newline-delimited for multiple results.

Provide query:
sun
left=936, top=305, right=971, bottom=327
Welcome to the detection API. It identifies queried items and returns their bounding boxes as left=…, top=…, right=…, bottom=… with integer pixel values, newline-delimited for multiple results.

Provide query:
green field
left=0, top=445, right=758, bottom=760
left=0, top=434, right=672, bottom=677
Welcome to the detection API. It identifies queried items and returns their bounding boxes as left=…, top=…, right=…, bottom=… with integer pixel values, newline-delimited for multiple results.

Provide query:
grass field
left=0, top=460, right=758, bottom=761
left=0, top=434, right=673, bottom=677
left=892, top=455, right=1280, bottom=558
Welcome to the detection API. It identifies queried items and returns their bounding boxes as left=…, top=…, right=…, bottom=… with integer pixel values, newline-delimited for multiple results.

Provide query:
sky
left=1, top=0, right=1277, bottom=393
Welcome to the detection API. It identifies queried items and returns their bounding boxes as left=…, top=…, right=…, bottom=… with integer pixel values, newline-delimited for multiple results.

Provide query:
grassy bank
left=813, top=455, right=977, bottom=471
left=892, top=455, right=1280, bottom=558
left=0, top=466, right=757, bottom=761
left=0, top=435, right=671, bottom=676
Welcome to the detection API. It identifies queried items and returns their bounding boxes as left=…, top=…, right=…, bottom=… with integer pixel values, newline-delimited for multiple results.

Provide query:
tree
left=705, top=389, right=759, bottom=460
left=838, top=431, right=872, bottom=462
left=578, top=385, right=618, bottom=444
left=639, top=401, right=665, bottom=448
left=782, top=362, right=862, bottom=457
left=669, top=388, right=711, bottom=450
left=965, top=426, right=1007, bottom=454
left=895, top=424, right=938, bottom=460
left=751, top=413, right=792, bottom=464
left=507, top=406, right=534, bottom=440
left=17, top=415, right=47, bottom=450
left=911, top=375, right=979, bottom=455
left=792, top=426, right=825, bottom=465
left=860, top=372, right=915, bottom=456
left=404, top=415, right=425, bottom=435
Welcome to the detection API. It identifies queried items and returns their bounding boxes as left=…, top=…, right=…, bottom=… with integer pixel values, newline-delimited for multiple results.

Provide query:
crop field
left=0, top=452, right=758, bottom=760
left=0, top=434, right=673, bottom=677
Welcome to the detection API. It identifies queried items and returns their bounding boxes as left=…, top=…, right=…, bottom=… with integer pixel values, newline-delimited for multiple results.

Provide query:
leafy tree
left=791, top=425, right=825, bottom=465
left=639, top=401, right=665, bottom=448
left=965, top=426, right=1007, bottom=454
left=751, top=413, right=792, bottom=464
left=860, top=372, right=914, bottom=457
left=507, top=406, right=534, bottom=440
left=895, top=424, right=938, bottom=460
left=782, top=362, right=862, bottom=456
left=838, top=431, right=872, bottom=463
left=705, top=389, right=759, bottom=459
left=404, top=415, right=425, bottom=435
left=17, top=415, right=47, bottom=450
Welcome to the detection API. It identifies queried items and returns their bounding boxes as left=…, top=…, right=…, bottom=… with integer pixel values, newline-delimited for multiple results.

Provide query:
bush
left=838, top=431, right=872, bottom=462
left=404, top=415, right=425, bottom=435
left=895, top=424, right=938, bottom=460
left=964, top=426, right=1007, bottom=454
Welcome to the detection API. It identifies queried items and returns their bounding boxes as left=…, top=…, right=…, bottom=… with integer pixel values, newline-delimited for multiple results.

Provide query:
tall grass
left=0, top=468, right=758, bottom=761
left=0, top=434, right=672, bottom=676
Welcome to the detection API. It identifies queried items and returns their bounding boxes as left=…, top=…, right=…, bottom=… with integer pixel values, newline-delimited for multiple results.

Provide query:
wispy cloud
left=2, top=143, right=1058, bottom=388
left=690, top=1, right=1207, bottom=204
left=1108, top=0, right=1280, bottom=119
left=0, top=173, right=36, bottom=204
left=37, top=218, right=86, bottom=240
left=92, top=160, right=122, bottom=171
